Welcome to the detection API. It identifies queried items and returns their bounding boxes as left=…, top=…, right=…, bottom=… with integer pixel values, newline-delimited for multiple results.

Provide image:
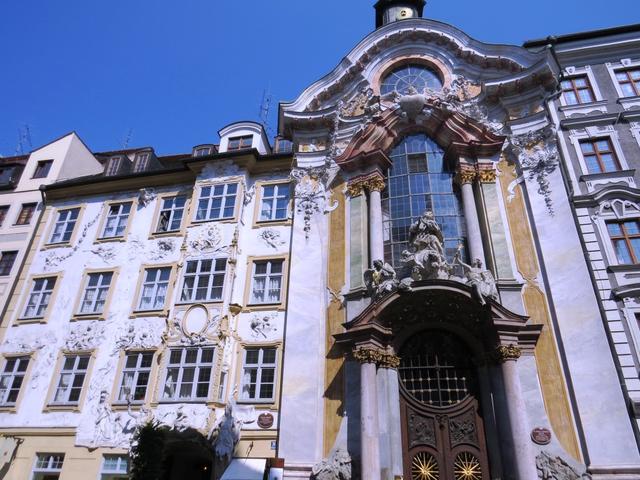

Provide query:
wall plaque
left=531, top=427, right=552, bottom=445
left=258, top=413, right=274, bottom=429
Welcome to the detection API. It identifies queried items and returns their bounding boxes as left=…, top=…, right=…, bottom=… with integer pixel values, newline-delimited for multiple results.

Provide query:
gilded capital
left=352, top=347, right=400, bottom=369
left=364, top=177, right=386, bottom=192
left=493, top=344, right=522, bottom=363
left=346, top=182, right=365, bottom=198
left=456, top=169, right=477, bottom=185
left=478, top=168, right=497, bottom=183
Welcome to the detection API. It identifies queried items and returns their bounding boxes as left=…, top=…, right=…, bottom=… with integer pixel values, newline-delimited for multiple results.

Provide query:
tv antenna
left=259, top=88, right=273, bottom=137
left=122, top=128, right=133, bottom=149
left=15, top=124, right=33, bottom=155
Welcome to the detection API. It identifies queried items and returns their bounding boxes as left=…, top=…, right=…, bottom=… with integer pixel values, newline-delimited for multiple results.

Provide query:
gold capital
left=492, top=344, right=522, bottom=363
left=478, top=168, right=497, bottom=183
left=352, top=347, right=400, bottom=369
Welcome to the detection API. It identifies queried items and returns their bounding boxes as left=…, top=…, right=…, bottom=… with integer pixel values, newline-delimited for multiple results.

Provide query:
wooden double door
left=398, top=331, right=490, bottom=480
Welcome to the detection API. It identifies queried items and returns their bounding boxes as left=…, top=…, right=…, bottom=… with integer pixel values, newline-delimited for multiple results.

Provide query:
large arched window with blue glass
left=382, top=134, right=466, bottom=268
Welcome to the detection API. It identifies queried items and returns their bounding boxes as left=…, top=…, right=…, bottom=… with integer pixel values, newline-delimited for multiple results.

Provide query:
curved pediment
left=335, top=103, right=506, bottom=171
left=280, top=18, right=557, bottom=125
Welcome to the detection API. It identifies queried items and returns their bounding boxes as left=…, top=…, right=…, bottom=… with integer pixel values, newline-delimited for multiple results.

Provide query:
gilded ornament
left=352, top=347, right=400, bottom=368
left=477, top=169, right=497, bottom=183
left=364, top=177, right=386, bottom=192
left=493, top=344, right=522, bottom=362
left=456, top=170, right=477, bottom=185
left=346, top=182, right=364, bottom=198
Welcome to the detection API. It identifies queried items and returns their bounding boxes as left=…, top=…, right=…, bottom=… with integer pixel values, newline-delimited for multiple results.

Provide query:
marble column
left=354, top=348, right=383, bottom=480
left=457, top=167, right=486, bottom=264
left=496, top=345, right=538, bottom=480
left=367, top=177, right=386, bottom=263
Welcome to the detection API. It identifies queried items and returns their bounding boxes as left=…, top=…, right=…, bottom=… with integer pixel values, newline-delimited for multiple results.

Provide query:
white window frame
left=194, top=146, right=212, bottom=157
left=137, top=267, right=171, bottom=311
left=250, top=259, right=284, bottom=304
left=78, top=272, right=114, bottom=315
left=195, top=182, right=238, bottom=221
left=106, top=157, right=122, bottom=176
left=49, top=208, right=80, bottom=244
left=22, top=276, right=57, bottom=319
left=559, top=66, right=604, bottom=108
left=240, top=347, right=277, bottom=403
left=117, top=351, right=154, bottom=403
left=156, top=195, right=186, bottom=233
left=133, top=152, right=150, bottom=173
left=31, top=453, right=64, bottom=479
left=100, top=454, right=129, bottom=479
left=227, top=135, right=253, bottom=151
left=100, top=202, right=132, bottom=239
left=51, top=354, right=90, bottom=406
left=0, top=355, right=29, bottom=406
left=259, top=183, right=291, bottom=222
left=162, top=346, right=215, bottom=401
left=180, top=257, right=227, bottom=303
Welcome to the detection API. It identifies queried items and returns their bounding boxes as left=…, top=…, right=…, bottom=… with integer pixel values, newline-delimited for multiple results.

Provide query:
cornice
left=573, top=184, right=640, bottom=207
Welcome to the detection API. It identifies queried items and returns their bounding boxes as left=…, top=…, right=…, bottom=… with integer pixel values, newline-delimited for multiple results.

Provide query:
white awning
left=220, top=458, right=267, bottom=480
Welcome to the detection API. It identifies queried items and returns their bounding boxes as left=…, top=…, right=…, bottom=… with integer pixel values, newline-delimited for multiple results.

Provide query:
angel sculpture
left=453, top=246, right=498, bottom=305
left=364, top=260, right=399, bottom=299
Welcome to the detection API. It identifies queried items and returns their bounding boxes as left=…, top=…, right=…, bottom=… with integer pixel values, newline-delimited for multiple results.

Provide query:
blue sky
left=1, top=1, right=637, bottom=156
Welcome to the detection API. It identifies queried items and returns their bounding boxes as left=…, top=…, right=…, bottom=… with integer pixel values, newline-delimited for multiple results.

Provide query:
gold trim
left=352, top=347, right=400, bottom=368
left=477, top=168, right=497, bottom=183
left=492, top=344, right=522, bottom=363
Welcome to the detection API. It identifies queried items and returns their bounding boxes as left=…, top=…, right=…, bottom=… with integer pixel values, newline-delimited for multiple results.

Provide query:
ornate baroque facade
left=1, top=2, right=640, bottom=479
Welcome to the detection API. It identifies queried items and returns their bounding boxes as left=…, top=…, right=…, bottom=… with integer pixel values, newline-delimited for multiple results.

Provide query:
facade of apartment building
left=2, top=1, right=640, bottom=480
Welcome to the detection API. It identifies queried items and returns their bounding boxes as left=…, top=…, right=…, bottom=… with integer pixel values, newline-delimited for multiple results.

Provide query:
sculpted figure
left=453, top=247, right=498, bottom=305
left=402, top=210, right=451, bottom=280
left=364, top=260, right=399, bottom=299
left=92, top=390, right=117, bottom=447
left=311, top=447, right=352, bottom=480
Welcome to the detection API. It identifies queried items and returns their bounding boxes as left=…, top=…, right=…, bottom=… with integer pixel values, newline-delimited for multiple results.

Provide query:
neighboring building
left=1, top=2, right=640, bottom=480
left=0, top=132, right=103, bottom=327
left=526, top=23, right=640, bottom=450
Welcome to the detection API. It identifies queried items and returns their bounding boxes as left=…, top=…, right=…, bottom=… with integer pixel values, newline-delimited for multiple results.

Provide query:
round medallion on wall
left=183, top=305, right=209, bottom=336
left=531, top=427, right=552, bottom=445
left=258, top=413, right=274, bottom=429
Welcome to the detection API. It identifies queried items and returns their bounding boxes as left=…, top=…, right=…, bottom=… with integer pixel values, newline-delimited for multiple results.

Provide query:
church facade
left=1, top=1, right=640, bottom=479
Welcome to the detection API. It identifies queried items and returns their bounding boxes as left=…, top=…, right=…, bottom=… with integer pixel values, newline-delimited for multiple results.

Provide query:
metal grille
left=399, top=331, right=475, bottom=407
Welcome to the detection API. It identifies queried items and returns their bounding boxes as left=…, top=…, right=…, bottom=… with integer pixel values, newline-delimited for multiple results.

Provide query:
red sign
left=531, top=427, right=552, bottom=445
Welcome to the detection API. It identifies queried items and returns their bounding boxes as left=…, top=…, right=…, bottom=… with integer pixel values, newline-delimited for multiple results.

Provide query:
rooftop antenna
left=15, top=124, right=33, bottom=155
left=122, top=128, right=133, bottom=149
left=259, top=88, right=273, bottom=137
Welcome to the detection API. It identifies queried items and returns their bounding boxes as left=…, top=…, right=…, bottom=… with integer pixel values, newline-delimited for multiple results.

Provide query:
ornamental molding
left=138, top=188, right=156, bottom=207
left=114, top=320, right=162, bottom=353
left=594, top=198, right=640, bottom=220
left=536, top=451, right=591, bottom=480
left=456, top=167, right=477, bottom=185
left=505, top=125, right=559, bottom=215
left=188, top=224, right=228, bottom=255
left=492, top=344, right=522, bottom=363
left=477, top=167, right=497, bottom=183
left=249, top=313, right=278, bottom=340
left=258, top=228, right=285, bottom=249
left=346, top=171, right=386, bottom=197
left=65, top=321, right=105, bottom=351
left=165, top=306, right=222, bottom=346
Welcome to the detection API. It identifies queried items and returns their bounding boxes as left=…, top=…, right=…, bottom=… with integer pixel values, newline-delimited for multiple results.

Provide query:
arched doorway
left=398, top=330, right=490, bottom=480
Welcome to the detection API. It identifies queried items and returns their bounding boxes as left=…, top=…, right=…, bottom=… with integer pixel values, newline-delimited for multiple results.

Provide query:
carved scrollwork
left=449, top=411, right=478, bottom=447
left=408, top=412, right=436, bottom=448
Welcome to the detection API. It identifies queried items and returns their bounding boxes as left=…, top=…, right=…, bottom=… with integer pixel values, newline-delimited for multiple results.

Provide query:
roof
left=524, top=23, right=640, bottom=48
left=0, top=155, right=28, bottom=166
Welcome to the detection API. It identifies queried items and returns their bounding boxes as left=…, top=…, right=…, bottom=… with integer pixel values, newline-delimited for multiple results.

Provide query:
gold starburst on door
left=454, top=452, right=482, bottom=480
left=411, top=452, right=439, bottom=480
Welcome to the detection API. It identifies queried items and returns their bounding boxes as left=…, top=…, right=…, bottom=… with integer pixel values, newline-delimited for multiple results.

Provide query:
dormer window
left=106, top=156, right=122, bottom=176
left=194, top=146, right=213, bottom=157
left=32, top=160, right=53, bottom=179
left=133, top=153, right=150, bottom=173
left=227, top=135, right=253, bottom=151
left=274, top=138, right=293, bottom=154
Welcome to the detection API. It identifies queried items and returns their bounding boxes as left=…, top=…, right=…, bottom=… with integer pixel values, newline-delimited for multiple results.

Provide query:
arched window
left=382, top=134, right=466, bottom=268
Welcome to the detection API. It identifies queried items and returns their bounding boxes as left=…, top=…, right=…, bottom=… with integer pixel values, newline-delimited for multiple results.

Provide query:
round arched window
left=380, top=64, right=443, bottom=95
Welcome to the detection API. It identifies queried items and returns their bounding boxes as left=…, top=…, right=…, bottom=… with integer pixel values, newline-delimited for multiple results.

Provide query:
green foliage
left=130, top=420, right=167, bottom=480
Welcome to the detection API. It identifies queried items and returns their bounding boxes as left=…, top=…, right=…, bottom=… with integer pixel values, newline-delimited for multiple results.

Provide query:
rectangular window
left=241, top=347, right=277, bottom=402
left=274, top=138, right=292, bottom=153
left=580, top=138, right=620, bottom=173
left=133, top=153, right=150, bottom=173
left=227, top=135, right=253, bottom=151
left=78, top=272, right=113, bottom=314
left=607, top=220, right=640, bottom=264
left=101, top=202, right=132, bottom=238
left=32, top=160, right=53, bottom=179
left=137, top=267, right=171, bottom=311
left=180, top=258, right=227, bottom=303
left=195, top=183, right=238, bottom=221
left=52, top=354, right=90, bottom=405
left=32, top=453, right=64, bottom=479
left=16, top=203, right=37, bottom=226
left=106, top=157, right=122, bottom=176
left=194, top=146, right=212, bottom=157
left=22, top=276, right=56, bottom=319
left=156, top=196, right=186, bottom=233
left=0, top=356, right=29, bottom=406
left=616, top=68, right=640, bottom=98
left=250, top=259, right=284, bottom=304
left=561, top=75, right=595, bottom=105
left=162, top=347, right=214, bottom=401
left=100, top=454, right=129, bottom=479
left=0, top=251, right=18, bottom=276
left=259, top=184, right=290, bottom=222
left=49, top=208, right=80, bottom=244
left=0, top=206, right=9, bottom=227
left=117, top=352, right=153, bottom=403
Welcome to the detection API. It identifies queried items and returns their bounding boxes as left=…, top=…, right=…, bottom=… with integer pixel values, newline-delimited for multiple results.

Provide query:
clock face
left=397, top=8, right=414, bottom=20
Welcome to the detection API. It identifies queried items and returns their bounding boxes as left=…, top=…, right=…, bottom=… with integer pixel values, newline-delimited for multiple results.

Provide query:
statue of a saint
left=364, top=260, right=398, bottom=299
left=453, top=246, right=498, bottom=305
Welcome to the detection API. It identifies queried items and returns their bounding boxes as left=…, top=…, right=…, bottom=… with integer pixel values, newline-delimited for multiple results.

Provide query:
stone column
left=457, top=166, right=486, bottom=264
left=378, top=356, right=403, bottom=479
left=495, top=345, right=538, bottom=480
left=366, top=176, right=386, bottom=264
left=354, top=347, right=384, bottom=480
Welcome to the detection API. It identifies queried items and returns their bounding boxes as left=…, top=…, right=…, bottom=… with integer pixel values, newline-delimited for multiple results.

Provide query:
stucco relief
left=188, top=224, right=228, bottom=255
left=506, top=125, right=560, bottom=214
left=91, top=244, right=117, bottom=262
left=43, top=212, right=101, bottom=270
left=166, top=306, right=222, bottom=345
left=594, top=199, right=640, bottom=220
left=311, top=447, right=352, bottom=480
left=291, top=165, right=339, bottom=239
left=258, top=228, right=285, bottom=249
left=65, top=321, right=105, bottom=351
left=536, top=451, right=591, bottom=479
left=201, top=160, right=242, bottom=179
left=137, top=188, right=156, bottom=207
left=209, top=401, right=257, bottom=461
left=1, top=330, right=57, bottom=390
left=249, top=313, right=278, bottom=339
left=114, top=319, right=162, bottom=352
